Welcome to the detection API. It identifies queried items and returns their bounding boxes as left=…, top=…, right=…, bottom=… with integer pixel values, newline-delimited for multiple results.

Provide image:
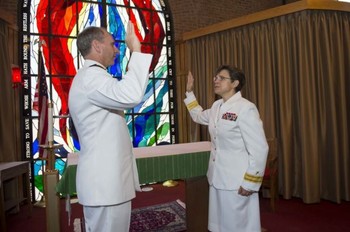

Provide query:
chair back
left=262, top=138, right=278, bottom=212
left=266, top=138, right=278, bottom=176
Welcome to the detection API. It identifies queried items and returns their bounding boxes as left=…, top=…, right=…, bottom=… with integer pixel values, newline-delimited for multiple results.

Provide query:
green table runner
left=56, top=143, right=211, bottom=196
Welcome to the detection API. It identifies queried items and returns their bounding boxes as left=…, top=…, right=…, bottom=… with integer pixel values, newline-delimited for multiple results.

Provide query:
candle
left=48, top=103, right=53, bottom=142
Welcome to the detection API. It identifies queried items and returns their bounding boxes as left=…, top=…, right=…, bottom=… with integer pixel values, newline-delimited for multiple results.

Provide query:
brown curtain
left=0, top=19, right=21, bottom=162
left=176, top=10, right=350, bottom=203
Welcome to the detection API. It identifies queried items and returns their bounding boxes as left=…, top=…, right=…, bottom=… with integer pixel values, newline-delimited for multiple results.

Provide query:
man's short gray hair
left=77, top=27, right=106, bottom=57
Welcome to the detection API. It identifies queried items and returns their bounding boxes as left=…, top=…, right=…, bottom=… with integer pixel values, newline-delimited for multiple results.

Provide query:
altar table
left=56, top=142, right=211, bottom=196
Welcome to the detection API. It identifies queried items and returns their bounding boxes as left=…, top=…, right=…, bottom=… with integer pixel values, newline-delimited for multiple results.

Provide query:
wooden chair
left=261, top=138, right=278, bottom=212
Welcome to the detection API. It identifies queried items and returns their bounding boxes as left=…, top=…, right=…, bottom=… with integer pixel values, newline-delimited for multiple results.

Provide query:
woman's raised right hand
left=186, top=71, right=194, bottom=92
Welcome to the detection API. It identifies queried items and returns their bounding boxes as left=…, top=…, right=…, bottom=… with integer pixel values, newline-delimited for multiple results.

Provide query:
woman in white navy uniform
left=68, top=23, right=153, bottom=232
left=184, top=65, right=268, bottom=232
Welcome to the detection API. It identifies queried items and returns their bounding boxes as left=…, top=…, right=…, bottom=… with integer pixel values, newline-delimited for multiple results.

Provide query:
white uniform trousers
left=83, top=201, right=131, bottom=232
left=208, top=186, right=261, bottom=232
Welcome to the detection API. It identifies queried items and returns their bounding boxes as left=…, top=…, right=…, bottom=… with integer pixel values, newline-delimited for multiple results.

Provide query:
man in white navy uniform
left=68, top=22, right=153, bottom=232
left=184, top=65, right=268, bottom=232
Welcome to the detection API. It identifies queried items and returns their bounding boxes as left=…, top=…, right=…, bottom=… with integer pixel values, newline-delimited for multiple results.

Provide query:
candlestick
left=48, top=103, right=53, bottom=143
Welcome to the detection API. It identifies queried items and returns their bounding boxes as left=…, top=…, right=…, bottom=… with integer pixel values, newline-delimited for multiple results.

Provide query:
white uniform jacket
left=184, top=91, right=268, bottom=191
left=68, top=52, right=153, bottom=206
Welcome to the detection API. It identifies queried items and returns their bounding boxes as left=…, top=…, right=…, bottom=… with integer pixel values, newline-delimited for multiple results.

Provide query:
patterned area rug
left=130, top=200, right=187, bottom=232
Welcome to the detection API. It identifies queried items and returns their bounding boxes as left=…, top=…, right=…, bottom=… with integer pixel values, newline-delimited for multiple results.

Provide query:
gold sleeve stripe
left=186, top=100, right=199, bottom=111
left=244, top=173, right=263, bottom=183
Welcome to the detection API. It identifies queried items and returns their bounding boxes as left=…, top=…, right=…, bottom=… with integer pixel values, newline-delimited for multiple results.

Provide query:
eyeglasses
left=213, top=75, right=231, bottom=81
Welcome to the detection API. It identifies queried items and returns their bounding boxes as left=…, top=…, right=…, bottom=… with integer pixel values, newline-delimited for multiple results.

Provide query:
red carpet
left=5, top=180, right=350, bottom=232
left=5, top=182, right=186, bottom=232
left=260, top=197, right=350, bottom=232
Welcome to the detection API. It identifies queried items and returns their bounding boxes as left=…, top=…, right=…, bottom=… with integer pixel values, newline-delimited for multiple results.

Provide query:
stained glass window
left=21, top=0, right=176, bottom=201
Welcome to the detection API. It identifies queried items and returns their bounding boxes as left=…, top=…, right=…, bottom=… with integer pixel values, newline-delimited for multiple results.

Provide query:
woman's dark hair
left=215, top=65, right=246, bottom=92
